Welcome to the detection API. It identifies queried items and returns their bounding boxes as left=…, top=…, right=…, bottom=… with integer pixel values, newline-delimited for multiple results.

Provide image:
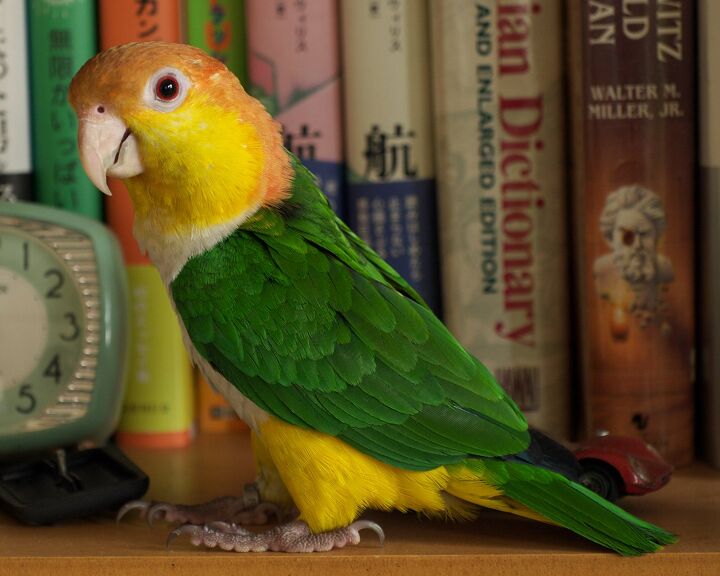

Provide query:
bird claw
left=166, top=519, right=385, bottom=553
left=147, top=503, right=175, bottom=526
left=116, top=499, right=152, bottom=525
left=166, top=523, right=207, bottom=549
left=117, top=494, right=284, bottom=527
left=347, top=520, right=385, bottom=546
left=116, top=499, right=175, bottom=527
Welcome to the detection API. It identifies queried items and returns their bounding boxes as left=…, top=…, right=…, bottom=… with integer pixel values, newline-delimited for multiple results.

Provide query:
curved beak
left=77, top=109, right=143, bottom=196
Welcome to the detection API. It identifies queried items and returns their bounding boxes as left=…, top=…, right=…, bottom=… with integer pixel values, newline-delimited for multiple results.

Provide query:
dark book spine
left=569, top=0, right=695, bottom=465
left=699, top=0, right=720, bottom=468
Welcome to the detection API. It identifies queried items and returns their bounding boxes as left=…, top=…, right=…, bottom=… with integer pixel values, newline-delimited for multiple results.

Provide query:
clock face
left=0, top=202, right=129, bottom=456
left=0, top=227, right=86, bottom=432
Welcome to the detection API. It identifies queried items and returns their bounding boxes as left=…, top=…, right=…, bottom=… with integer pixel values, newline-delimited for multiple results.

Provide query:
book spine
left=117, top=266, right=195, bottom=448
left=247, top=0, right=344, bottom=216
left=569, top=0, right=695, bottom=465
left=0, top=0, right=33, bottom=202
left=699, top=0, right=720, bottom=467
left=27, top=0, right=100, bottom=217
left=341, top=0, right=440, bottom=312
left=186, top=0, right=249, bottom=433
left=100, top=0, right=184, bottom=48
left=99, top=0, right=184, bottom=266
left=186, top=0, right=248, bottom=85
left=196, top=372, right=247, bottom=433
left=99, top=0, right=194, bottom=448
left=430, top=0, right=570, bottom=439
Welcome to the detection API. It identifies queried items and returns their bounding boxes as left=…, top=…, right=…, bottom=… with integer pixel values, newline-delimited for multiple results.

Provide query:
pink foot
left=168, top=519, right=385, bottom=553
left=117, top=485, right=284, bottom=527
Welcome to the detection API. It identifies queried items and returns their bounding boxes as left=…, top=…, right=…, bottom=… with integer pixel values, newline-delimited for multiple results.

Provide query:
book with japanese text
left=186, top=1, right=253, bottom=434
left=341, top=0, right=440, bottom=311
left=99, top=0, right=194, bottom=448
left=28, top=0, right=99, bottom=216
left=247, top=0, right=344, bottom=215
left=187, top=0, right=248, bottom=85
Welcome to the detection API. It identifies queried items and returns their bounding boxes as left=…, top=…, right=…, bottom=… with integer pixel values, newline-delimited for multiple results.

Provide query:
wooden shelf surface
left=1, top=432, right=719, bottom=576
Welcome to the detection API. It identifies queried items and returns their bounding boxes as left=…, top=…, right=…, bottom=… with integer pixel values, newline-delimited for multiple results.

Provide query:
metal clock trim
left=0, top=215, right=100, bottom=431
left=0, top=201, right=128, bottom=457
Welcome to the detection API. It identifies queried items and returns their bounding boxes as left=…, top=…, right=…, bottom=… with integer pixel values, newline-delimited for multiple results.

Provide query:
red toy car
left=574, top=435, right=673, bottom=502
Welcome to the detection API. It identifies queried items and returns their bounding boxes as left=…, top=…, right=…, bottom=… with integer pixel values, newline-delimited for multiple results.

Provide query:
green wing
left=172, top=156, right=529, bottom=471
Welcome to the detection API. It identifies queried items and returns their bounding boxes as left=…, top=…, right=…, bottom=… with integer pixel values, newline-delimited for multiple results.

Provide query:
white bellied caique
left=69, top=41, right=675, bottom=555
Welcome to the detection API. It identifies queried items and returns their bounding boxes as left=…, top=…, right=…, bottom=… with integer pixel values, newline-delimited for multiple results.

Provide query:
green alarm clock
left=0, top=201, right=128, bottom=457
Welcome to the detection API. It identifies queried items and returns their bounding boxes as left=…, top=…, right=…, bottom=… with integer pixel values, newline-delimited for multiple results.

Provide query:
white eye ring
left=143, top=67, right=190, bottom=112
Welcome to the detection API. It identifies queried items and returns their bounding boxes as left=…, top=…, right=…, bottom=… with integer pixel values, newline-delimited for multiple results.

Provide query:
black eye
left=155, top=75, right=179, bottom=101
left=621, top=228, right=636, bottom=246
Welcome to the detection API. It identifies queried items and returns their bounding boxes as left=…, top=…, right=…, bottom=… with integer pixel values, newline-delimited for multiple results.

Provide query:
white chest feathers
left=131, top=205, right=270, bottom=431
left=178, top=318, right=270, bottom=433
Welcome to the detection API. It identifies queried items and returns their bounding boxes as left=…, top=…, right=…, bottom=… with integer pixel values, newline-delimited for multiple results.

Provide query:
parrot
left=69, top=41, right=675, bottom=555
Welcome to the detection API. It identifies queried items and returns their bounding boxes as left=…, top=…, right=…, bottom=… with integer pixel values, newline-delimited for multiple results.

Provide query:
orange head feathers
left=69, top=42, right=292, bottom=237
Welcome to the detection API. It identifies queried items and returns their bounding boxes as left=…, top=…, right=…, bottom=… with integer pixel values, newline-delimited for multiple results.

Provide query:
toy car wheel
left=579, top=461, right=621, bottom=502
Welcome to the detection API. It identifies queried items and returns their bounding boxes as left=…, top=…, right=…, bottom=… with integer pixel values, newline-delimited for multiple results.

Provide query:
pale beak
left=77, top=109, right=143, bottom=196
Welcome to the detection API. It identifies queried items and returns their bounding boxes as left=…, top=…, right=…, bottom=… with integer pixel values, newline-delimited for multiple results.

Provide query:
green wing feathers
left=452, top=459, right=676, bottom=556
left=171, top=155, right=529, bottom=469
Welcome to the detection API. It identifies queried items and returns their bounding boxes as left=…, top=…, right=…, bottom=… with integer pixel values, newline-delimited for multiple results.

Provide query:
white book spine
left=0, top=0, right=32, bottom=200
left=341, top=0, right=441, bottom=311
left=431, top=0, right=570, bottom=438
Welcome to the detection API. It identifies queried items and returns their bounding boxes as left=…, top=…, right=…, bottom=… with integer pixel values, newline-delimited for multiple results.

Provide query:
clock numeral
left=16, top=385, right=37, bottom=414
left=45, top=269, right=64, bottom=299
left=61, top=312, right=81, bottom=341
left=44, top=354, right=62, bottom=384
left=23, top=242, right=29, bottom=271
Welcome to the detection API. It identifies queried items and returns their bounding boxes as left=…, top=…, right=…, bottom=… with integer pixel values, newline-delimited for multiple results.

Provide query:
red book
left=99, top=0, right=184, bottom=264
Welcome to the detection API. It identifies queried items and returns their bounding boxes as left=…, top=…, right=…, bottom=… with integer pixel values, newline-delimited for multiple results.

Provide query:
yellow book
left=115, top=266, right=195, bottom=448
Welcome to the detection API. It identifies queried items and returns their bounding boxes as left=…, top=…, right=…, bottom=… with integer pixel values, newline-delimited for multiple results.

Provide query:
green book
left=28, top=0, right=100, bottom=218
left=186, top=0, right=248, bottom=86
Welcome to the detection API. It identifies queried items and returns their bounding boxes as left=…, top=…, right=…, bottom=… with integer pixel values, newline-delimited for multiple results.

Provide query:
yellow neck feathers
left=124, top=93, right=292, bottom=237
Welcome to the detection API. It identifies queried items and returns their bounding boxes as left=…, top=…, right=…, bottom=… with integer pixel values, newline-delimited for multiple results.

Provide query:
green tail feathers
left=465, top=459, right=676, bottom=556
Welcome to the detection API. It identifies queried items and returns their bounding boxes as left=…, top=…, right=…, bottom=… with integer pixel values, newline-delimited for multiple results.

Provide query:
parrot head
left=69, top=42, right=292, bottom=238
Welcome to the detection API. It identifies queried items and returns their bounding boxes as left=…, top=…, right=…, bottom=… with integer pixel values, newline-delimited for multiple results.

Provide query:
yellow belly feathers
left=254, top=416, right=546, bottom=533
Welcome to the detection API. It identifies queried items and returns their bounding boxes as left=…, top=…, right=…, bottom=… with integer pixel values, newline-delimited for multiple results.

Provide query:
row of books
left=0, top=0, right=712, bottom=468
left=438, top=0, right=700, bottom=468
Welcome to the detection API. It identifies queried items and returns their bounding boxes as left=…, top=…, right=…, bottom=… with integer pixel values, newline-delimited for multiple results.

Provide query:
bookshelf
left=1, top=1, right=717, bottom=573
left=1, top=431, right=718, bottom=576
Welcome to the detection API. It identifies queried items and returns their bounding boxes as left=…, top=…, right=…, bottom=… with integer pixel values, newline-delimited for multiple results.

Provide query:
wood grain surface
left=0, top=432, right=718, bottom=575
